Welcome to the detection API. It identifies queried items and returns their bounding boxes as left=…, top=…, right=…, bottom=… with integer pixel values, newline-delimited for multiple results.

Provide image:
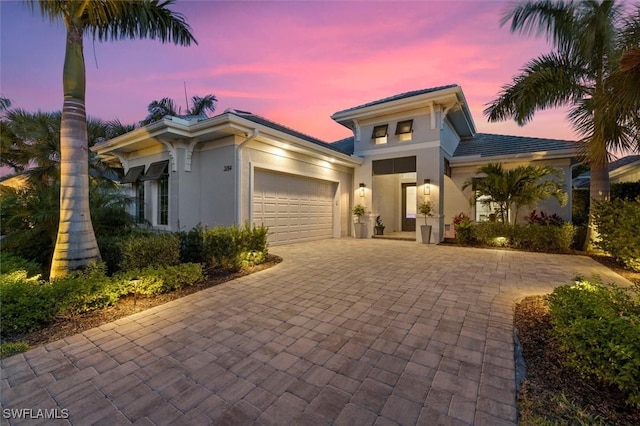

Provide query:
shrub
left=203, top=223, right=269, bottom=271
left=52, top=263, right=124, bottom=315
left=0, top=252, right=42, bottom=277
left=177, top=224, right=206, bottom=264
left=117, top=263, right=204, bottom=296
left=525, top=210, right=564, bottom=226
left=0, top=342, right=29, bottom=358
left=549, top=277, right=640, bottom=408
left=455, top=219, right=474, bottom=245
left=593, top=199, right=640, bottom=271
left=97, top=235, right=126, bottom=275
left=0, top=272, right=57, bottom=335
left=472, top=222, right=513, bottom=246
left=513, top=223, right=575, bottom=253
left=121, top=232, right=180, bottom=271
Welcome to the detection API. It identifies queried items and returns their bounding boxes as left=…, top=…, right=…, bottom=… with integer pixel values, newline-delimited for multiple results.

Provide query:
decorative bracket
left=185, top=140, right=199, bottom=172
left=158, top=139, right=177, bottom=172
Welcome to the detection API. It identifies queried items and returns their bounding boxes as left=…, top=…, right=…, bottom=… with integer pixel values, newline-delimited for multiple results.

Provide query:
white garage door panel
left=253, top=170, right=335, bottom=245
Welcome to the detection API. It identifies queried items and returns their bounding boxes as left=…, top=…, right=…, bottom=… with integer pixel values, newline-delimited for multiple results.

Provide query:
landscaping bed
left=3, top=255, right=281, bottom=350
left=515, top=257, right=640, bottom=425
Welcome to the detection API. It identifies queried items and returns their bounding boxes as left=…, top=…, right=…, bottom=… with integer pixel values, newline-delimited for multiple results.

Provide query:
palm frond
left=85, top=0, right=197, bottom=47
left=501, top=0, right=577, bottom=53
left=484, top=52, right=586, bottom=124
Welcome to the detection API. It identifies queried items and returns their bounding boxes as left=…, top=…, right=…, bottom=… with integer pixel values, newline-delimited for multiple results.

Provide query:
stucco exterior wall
left=353, top=109, right=439, bottom=156
left=240, top=139, right=353, bottom=238
left=195, top=138, right=237, bottom=228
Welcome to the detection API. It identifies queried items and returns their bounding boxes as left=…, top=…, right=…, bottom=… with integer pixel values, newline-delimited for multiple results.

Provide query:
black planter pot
left=374, top=226, right=385, bottom=236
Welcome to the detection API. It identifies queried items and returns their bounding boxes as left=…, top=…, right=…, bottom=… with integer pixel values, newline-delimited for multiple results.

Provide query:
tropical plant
left=484, top=1, right=640, bottom=248
left=140, top=94, right=217, bottom=125
left=27, top=0, right=197, bottom=279
left=463, top=163, right=566, bottom=225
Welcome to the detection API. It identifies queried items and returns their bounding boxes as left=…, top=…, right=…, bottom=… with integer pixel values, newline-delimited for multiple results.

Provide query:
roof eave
left=450, top=149, right=577, bottom=167
left=331, top=86, right=462, bottom=127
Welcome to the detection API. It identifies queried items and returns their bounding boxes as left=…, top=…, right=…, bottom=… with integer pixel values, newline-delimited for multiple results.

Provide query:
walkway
left=1, top=239, right=630, bottom=425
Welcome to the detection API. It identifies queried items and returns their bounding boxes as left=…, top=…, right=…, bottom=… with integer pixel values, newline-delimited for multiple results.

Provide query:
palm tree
left=463, top=163, right=566, bottom=225
left=28, top=1, right=196, bottom=279
left=140, top=94, right=217, bottom=125
left=484, top=0, right=640, bottom=249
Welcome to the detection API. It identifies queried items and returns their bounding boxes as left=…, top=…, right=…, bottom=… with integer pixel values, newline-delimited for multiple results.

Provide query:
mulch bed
left=8, top=255, right=282, bottom=348
left=514, top=256, right=640, bottom=425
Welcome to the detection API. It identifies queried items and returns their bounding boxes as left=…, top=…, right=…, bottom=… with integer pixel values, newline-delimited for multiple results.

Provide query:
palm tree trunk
left=584, top=162, right=610, bottom=252
left=50, top=21, right=101, bottom=280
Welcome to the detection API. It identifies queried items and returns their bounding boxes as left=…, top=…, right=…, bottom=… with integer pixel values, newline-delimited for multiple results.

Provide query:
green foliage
left=121, top=232, right=181, bottom=271
left=0, top=252, right=41, bottom=276
left=117, top=263, right=204, bottom=296
left=463, top=163, right=565, bottom=224
left=417, top=201, right=433, bottom=225
left=0, top=261, right=203, bottom=338
left=352, top=204, right=366, bottom=223
left=572, top=189, right=590, bottom=226
left=611, top=181, right=640, bottom=202
left=177, top=224, right=206, bottom=264
left=203, top=223, right=269, bottom=271
left=96, top=235, right=126, bottom=275
left=52, top=263, right=123, bottom=315
left=0, top=342, right=29, bottom=359
left=456, top=222, right=575, bottom=253
left=593, top=199, right=640, bottom=271
left=549, top=277, right=640, bottom=408
left=0, top=272, right=56, bottom=335
left=513, top=223, right=575, bottom=254
left=455, top=219, right=474, bottom=245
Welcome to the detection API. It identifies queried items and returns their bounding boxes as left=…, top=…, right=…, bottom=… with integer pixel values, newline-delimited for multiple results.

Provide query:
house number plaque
left=224, top=165, right=233, bottom=171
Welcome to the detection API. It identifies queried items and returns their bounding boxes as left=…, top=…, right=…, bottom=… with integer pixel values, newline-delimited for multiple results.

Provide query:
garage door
left=253, top=170, right=336, bottom=245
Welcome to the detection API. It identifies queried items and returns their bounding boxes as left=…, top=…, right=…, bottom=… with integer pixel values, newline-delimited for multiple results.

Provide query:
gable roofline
left=330, top=84, right=476, bottom=138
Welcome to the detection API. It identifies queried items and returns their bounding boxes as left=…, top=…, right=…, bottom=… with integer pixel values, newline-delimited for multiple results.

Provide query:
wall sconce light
left=423, top=179, right=431, bottom=195
left=359, top=183, right=366, bottom=197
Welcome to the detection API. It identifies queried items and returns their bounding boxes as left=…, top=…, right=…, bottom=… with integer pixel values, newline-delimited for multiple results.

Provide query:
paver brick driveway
left=1, top=239, right=630, bottom=425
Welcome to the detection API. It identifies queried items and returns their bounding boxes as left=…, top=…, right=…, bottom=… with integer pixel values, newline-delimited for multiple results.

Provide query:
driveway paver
left=0, top=239, right=631, bottom=425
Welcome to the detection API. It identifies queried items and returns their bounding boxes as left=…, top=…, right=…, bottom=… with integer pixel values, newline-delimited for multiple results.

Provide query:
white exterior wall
left=195, top=138, right=237, bottom=229
left=354, top=109, right=439, bottom=156
left=240, top=139, right=353, bottom=238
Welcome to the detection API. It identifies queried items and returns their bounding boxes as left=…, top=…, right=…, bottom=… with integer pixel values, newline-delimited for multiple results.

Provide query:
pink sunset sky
left=1, top=0, right=578, bottom=145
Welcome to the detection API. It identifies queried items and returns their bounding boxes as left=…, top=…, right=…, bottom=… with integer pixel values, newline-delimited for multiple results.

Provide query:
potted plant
left=352, top=204, right=367, bottom=239
left=418, top=200, right=433, bottom=244
left=374, top=216, right=385, bottom=235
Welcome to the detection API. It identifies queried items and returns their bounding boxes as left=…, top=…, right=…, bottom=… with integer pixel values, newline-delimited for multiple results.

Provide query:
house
left=573, top=155, right=640, bottom=189
left=92, top=84, right=579, bottom=245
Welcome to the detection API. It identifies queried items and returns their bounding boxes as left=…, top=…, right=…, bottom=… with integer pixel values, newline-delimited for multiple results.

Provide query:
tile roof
left=228, top=110, right=348, bottom=154
left=609, top=155, right=640, bottom=171
left=334, top=84, right=459, bottom=115
left=331, top=136, right=355, bottom=155
left=453, top=133, right=576, bottom=158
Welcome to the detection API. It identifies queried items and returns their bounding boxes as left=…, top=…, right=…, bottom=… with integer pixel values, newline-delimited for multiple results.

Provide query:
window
left=158, top=175, right=169, bottom=225
left=395, top=120, right=413, bottom=141
left=135, top=183, right=145, bottom=223
left=475, top=194, right=509, bottom=223
left=121, top=165, right=145, bottom=224
left=140, top=160, right=169, bottom=226
left=372, top=124, right=388, bottom=144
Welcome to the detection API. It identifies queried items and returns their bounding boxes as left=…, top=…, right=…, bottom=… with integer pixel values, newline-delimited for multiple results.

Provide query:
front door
left=401, top=183, right=416, bottom=231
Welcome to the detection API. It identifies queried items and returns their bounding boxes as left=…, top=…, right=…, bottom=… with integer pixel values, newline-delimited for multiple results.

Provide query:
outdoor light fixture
left=359, top=183, right=366, bottom=197
left=423, top=179, right=431, bottom=195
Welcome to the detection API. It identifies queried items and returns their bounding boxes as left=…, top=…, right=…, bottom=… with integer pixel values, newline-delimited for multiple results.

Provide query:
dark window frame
left=371, top=124, right=388, bottom=139
left=395, top=119, right=413, bottom=135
